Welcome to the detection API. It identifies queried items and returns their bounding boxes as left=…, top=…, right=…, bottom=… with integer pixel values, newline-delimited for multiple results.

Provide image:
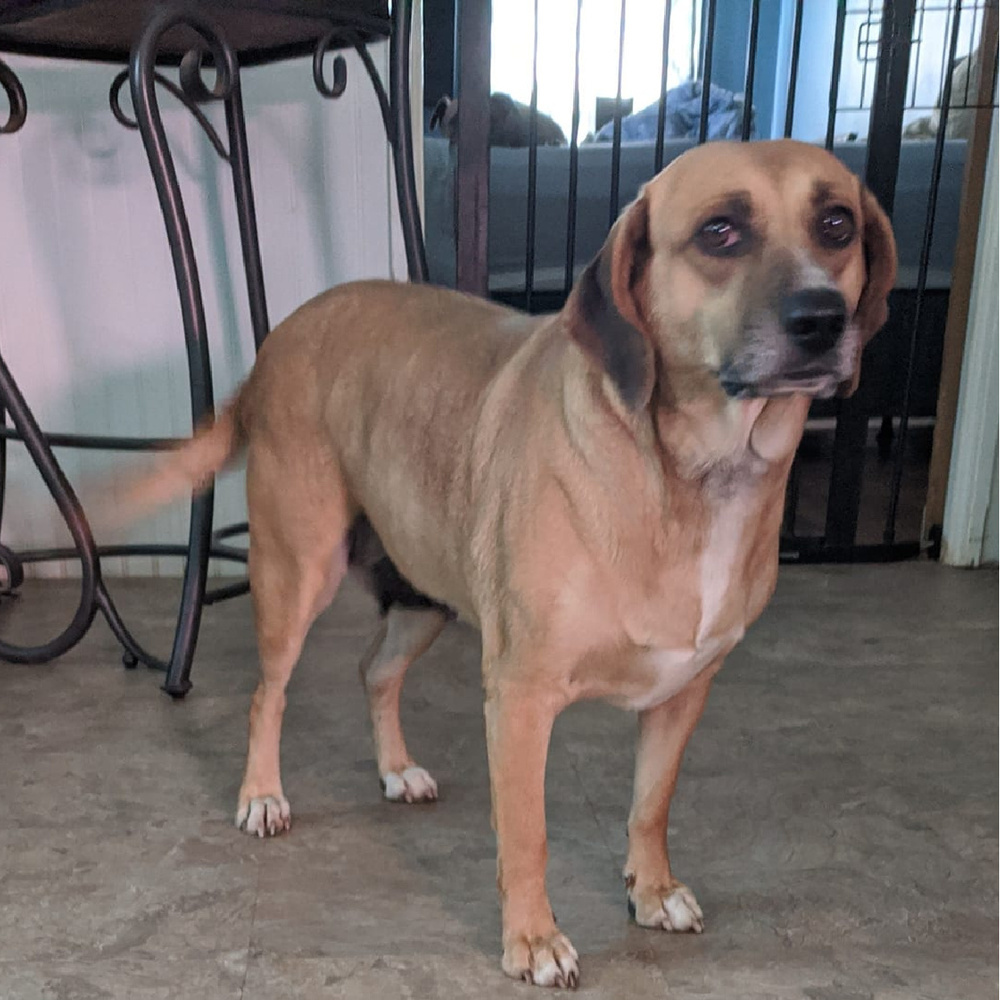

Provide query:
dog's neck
left=651, top=391, right=811, bottom=482
left=559, top=341, right=809, bottom=490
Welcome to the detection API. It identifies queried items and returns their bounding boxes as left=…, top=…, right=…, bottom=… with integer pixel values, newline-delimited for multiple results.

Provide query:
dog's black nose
left=780, top=288, right=847, bottom=355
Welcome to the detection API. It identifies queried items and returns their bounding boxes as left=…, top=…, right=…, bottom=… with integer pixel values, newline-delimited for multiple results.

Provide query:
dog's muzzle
left=719, top=286, right=852, bottom=399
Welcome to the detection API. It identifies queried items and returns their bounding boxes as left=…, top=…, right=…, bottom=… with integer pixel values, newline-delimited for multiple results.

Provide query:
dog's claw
left=503, top=929, right=579, bottom=989
left=382, top=765, right=438, bottom=803
left=628, top=879, right=704, bottom=933
left=236, top=795, right=291, bottom=837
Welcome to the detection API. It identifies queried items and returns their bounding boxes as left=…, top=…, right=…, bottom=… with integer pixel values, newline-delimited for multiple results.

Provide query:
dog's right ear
left=429, top=96, right=451, bottom=132
left=566, top=193, right=656, bottom=412
left=837, top=183, right=897, bottom=397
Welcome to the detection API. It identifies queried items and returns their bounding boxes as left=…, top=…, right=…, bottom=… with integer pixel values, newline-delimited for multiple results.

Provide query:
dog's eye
left=817, top=207, right=856, bottom=248
left=695, top=218, right=745, bottom=257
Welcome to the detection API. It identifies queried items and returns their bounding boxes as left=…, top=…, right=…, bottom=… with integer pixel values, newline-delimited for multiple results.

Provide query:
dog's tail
left=114, top=394, right=247, bottom=523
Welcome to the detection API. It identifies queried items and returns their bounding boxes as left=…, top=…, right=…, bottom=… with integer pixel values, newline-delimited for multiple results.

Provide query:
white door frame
left=941, top=112, right=999, bottom=567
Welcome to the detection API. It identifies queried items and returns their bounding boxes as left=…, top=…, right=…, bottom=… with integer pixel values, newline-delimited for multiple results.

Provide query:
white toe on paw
left=502, top=930, right=580, bottom=989
left=629, top=880, right=704, bottom=933
left=235, top=795, right=291, bottom=837
left=382, top=765, right=438, bottom=803
left=662, top=885, right=704, bottom=933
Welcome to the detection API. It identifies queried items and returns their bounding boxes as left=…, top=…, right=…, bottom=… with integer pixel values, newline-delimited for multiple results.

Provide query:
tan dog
left=125, top=140, right=896, bottom=988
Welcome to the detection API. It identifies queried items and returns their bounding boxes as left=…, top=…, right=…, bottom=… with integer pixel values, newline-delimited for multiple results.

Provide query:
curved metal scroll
left=0, top=57, right=27, bottom=134
left=311, top=1, right=429, bottom=283
left=110, top=68, right=230, bottom=161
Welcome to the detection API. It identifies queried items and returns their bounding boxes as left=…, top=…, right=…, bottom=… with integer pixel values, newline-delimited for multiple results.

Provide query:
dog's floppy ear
left=838, top=183, right=897, bottom=397
left=567, top=192, right=655, bottom=411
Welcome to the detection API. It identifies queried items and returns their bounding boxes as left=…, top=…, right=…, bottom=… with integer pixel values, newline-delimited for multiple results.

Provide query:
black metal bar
left=609, top=0, right=628, bottom=229
left=698, top=0, right=717, bottom=144
left=0, top=355, right=100, bottom=664
left=0, top=426, right=178, bottom=450
left=883, top=0, right=965, bottom=545
left=654, top=0, right=672, bottom=172
left=825, top=0, right=848, bottom=149
left=563, top=0, right=584, bottom=297
left=992, top=20, right=999, bottom=108
left=741, top=0, right=761, bottom=141
left=354, top=40, right=392, bottom=133
left=524, top=0, right=540, bottom=311
left=455, top=0, right=491, bottom=295
left=783, top=0, right=804, bottom=137
left=312, top=24, right=426, bottom=283
left=0, top=60, right=19, bottom=553
left=909, top=0, right=926, bottom=109
left=858, top=0, right=874, bottom=112
left=205, top=579, right=251, bottom=605
left=825, top=0, right=916, bottom=550
left=0, top=405, right=6, bottom=540
left=861, top=1, right=914, bottom=212
left=222, top=56, right=270, bottom=348
left=130, top=6, right=234, bottom=697
left=17, top=542, right=247, bottom=564
left=780, top=540, right=922, bottom=565
left=213, top=521, right=248, bottom=541
left=389, top=0, right=430, bottom=282
left=93, top=581, right=168, bottom=671
left=782, top=456, right=801, bottom=538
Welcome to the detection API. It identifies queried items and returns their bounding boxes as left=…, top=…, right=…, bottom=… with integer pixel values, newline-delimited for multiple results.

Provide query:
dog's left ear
left=838, top=183, right=897, bottom=396
left=567, top=192, right=655, bottom=411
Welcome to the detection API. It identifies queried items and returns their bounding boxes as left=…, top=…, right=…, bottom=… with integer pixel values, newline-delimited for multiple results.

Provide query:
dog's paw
left=382, top=765, right=438, bottom=803
left=627, top=878, right=704, bottom=933
left=502, top=929, right=579, bottom=988
left=235, top=795, right=291, bottom=837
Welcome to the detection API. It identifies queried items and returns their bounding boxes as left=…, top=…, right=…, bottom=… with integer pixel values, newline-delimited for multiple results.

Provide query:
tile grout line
left=567, top=751, right=621, bottom=880
left=238, top=854, right=263, bottom=1000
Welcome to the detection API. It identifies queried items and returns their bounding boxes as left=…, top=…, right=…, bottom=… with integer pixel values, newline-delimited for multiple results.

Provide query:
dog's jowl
left=123, top=140, right=896, bottom=988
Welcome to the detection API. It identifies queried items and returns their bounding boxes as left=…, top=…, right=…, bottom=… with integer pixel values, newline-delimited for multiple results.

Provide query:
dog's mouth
left=718, top=323, right=857, bottom=401
left=718, top=366, right=841, bottom=400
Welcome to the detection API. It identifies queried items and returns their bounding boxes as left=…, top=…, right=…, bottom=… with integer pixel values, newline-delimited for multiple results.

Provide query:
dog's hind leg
left=358, top=605, right=448, bottom=802
left=236, top=442, right=351, bottom=837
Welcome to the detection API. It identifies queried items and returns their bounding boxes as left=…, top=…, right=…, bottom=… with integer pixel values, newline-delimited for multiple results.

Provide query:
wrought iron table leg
left=313, top=0, right=428, bottom=284
left=0, top=57, right=166, bottom=668
left=124, top=5, right=269, bottom=696
left=0, top=355, right=99, bottom=662
left=389, top=0, right=429, bottom=283
left=1, top=4, right=422, bottom=690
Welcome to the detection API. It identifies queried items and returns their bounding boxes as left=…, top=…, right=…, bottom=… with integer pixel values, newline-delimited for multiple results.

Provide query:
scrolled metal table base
left=0, top=0, right=426, bottom=697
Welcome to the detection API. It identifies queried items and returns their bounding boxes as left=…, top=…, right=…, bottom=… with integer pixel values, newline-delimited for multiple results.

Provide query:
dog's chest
left=610, top=498, right=763, bottom=711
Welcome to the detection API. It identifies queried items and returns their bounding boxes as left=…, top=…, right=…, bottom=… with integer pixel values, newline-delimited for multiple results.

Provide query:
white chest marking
left=625, top=502, right=749, bottom=712
left=696, top=500, right=748, bottom=644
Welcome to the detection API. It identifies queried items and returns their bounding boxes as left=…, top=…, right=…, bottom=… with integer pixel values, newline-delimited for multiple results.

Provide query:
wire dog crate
left=427, top=0, right=998, bottom=564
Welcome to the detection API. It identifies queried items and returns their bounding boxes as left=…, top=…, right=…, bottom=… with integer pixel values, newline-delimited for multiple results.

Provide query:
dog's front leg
left=623, top=664, right=719, bottom=932
left=484, top=682, right=579, bottom=988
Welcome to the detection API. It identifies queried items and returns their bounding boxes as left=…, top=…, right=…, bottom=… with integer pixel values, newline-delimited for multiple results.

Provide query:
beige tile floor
left=0, top=562, right=996, bottom=999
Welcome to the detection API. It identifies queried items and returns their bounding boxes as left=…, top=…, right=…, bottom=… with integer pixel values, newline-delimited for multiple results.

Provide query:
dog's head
left=567, top=140, right=897, bottom=411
